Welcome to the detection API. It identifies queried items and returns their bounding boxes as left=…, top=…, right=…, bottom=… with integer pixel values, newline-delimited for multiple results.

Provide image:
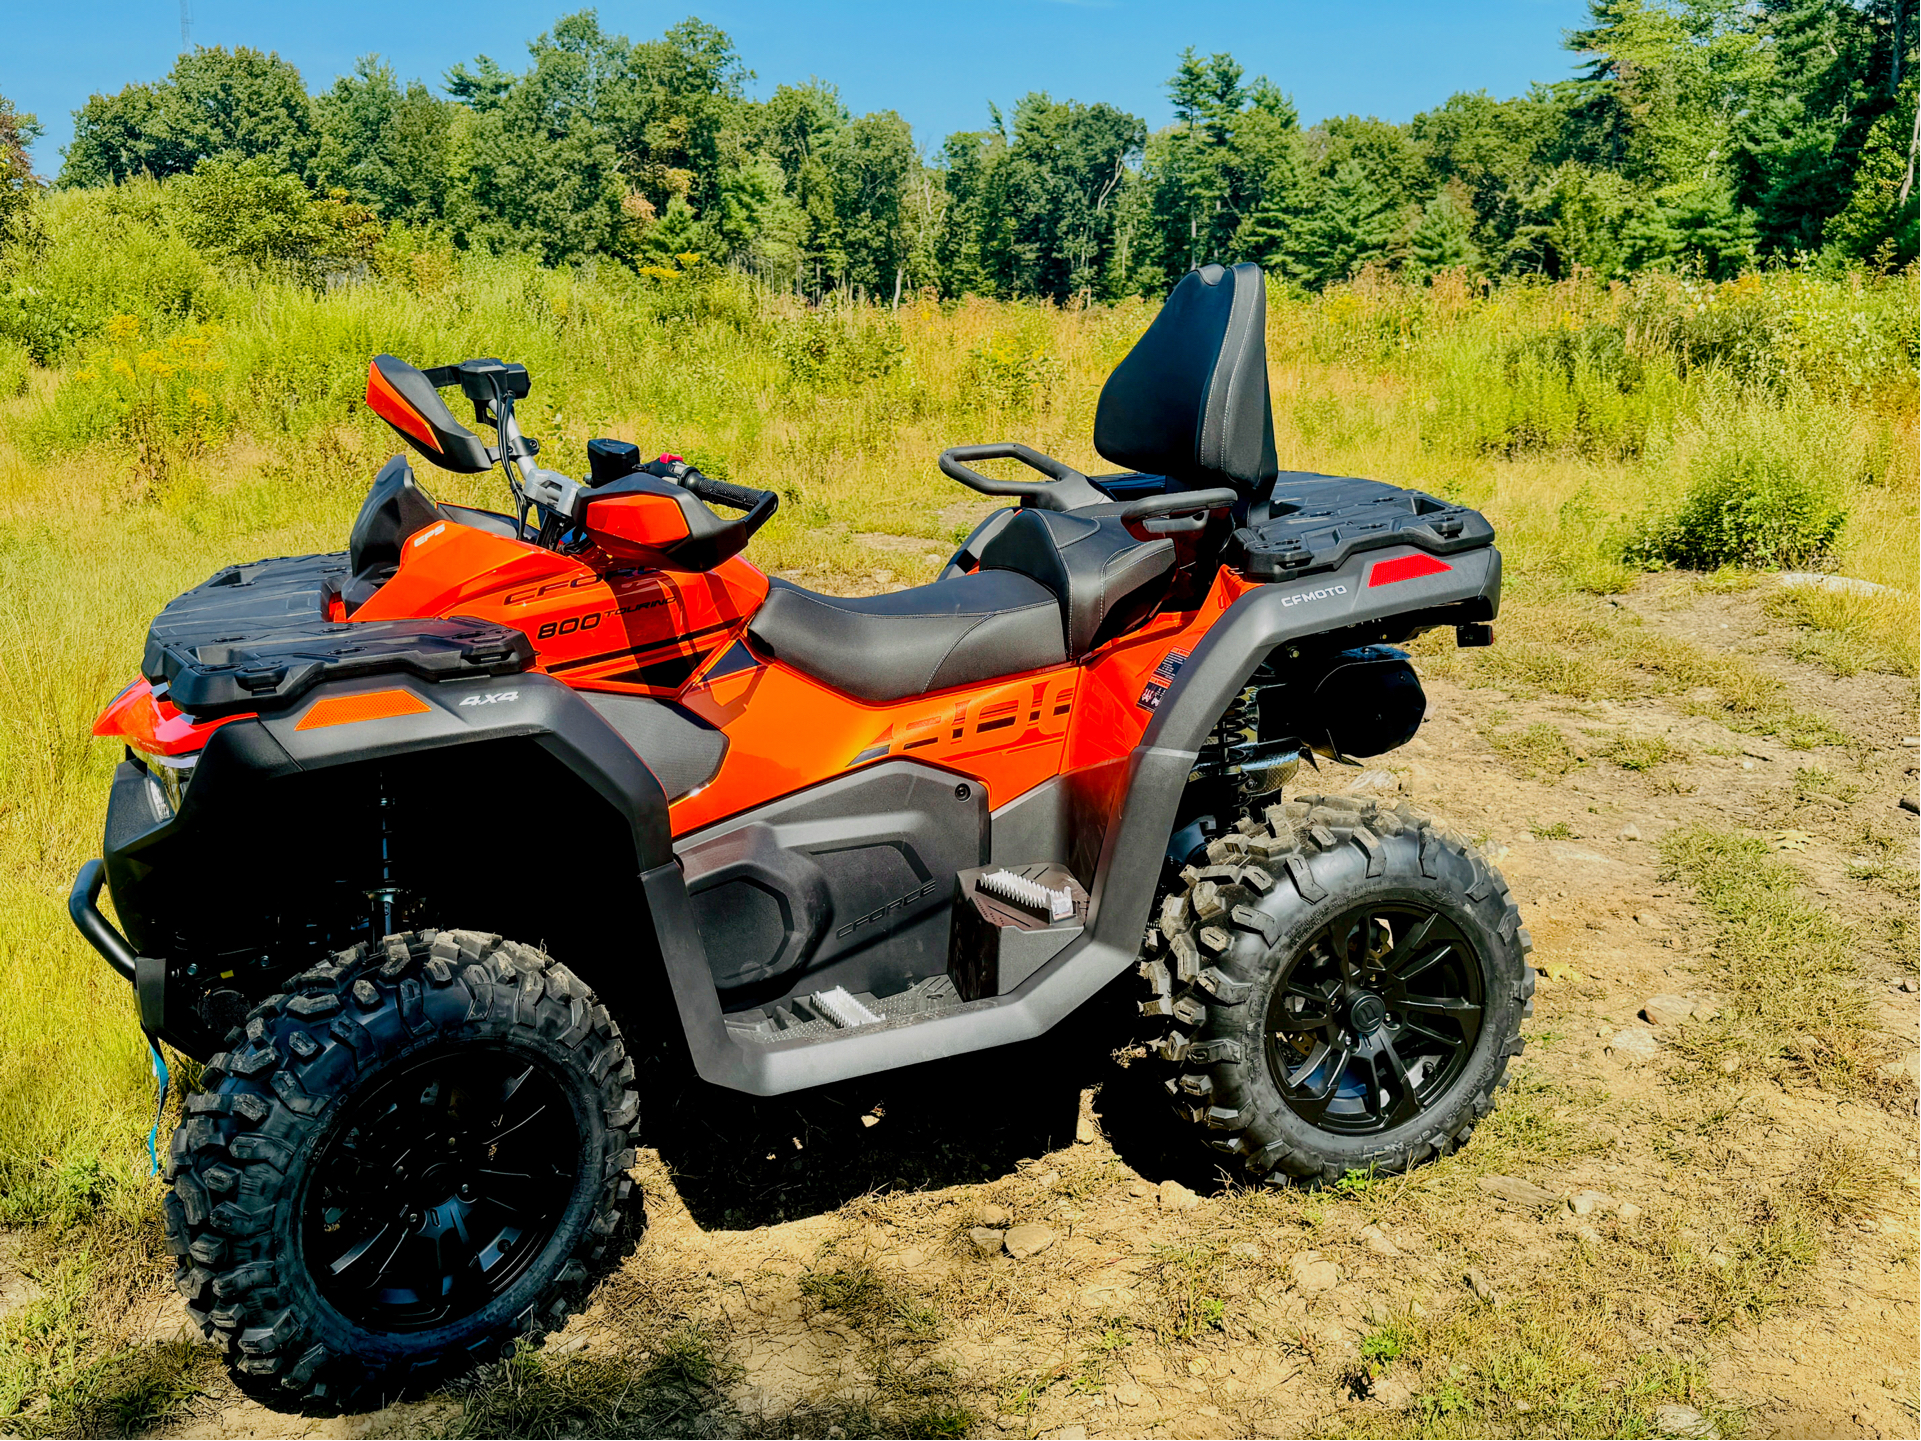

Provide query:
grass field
left=0, top=187, right=1915, bottom=1434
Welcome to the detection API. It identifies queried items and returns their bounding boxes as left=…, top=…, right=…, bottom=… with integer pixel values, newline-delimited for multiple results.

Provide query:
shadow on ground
left=639, top=972, right=1230, bottom=1232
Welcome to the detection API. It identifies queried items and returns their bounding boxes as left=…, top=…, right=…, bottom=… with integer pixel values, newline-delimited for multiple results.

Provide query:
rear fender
left=1087, top=543, right=1500, bottom=943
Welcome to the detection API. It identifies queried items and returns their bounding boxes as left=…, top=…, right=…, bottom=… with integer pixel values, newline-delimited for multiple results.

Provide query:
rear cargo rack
left=1232, top=473, right=1494, bottom=581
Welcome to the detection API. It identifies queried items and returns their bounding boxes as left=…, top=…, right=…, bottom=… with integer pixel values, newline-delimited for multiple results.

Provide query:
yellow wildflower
left=105, top=314, right=140, bottom=342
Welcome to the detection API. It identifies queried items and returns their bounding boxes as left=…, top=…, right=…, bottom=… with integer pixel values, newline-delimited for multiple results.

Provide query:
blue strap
left=146, top=1034, right=170, bottom=1177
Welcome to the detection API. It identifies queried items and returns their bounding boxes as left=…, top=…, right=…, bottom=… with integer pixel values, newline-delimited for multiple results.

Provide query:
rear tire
left=163, top=930, right=638, bottom=1408
left=1140, top=794, right=1532, bottom=1185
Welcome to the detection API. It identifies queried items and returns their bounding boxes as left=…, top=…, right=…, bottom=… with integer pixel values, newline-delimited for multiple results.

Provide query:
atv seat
left=748, top=509, right=1174, bottom=703
left=748, top=571, right=1066, bottom=704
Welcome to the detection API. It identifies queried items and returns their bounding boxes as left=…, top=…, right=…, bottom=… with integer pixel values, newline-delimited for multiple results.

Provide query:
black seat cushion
left=747, top=571, right=1067, bottom=704
left=1093, top=261, right=1277, bottom=499
left=975, top=508, right=1176, bottom=657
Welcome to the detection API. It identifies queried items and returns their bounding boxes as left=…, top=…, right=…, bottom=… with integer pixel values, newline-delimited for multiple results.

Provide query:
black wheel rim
left=304, top=1046, right=579, bottom=1332
left=1263, top=900, right=1486, bottom=1137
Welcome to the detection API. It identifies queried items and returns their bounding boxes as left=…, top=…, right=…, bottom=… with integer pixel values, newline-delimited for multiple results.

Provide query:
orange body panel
left=583, top=491, right=691, bottom=559
left=673, top=660, right=1079, bottom=832
left=95, top=512, right=1257, bottom=845
left=351, top=519, right=768, bottom=693
left=94, top=678, right=247, bottom=756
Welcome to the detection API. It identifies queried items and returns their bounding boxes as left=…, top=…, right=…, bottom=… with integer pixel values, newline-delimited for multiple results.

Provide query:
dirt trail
left=9, top=575, right=1911, bottom=1440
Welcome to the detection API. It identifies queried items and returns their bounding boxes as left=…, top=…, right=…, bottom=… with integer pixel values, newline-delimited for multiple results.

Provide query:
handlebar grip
left=682, top=471, right=762, bottom=510
left=683, top=469, right=779, bottom=539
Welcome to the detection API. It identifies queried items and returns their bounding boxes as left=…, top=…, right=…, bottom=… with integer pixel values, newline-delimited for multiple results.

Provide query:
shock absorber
left=366, top=767, right=402, bottom=940
left=1221, top=683, right=1302, bottom=814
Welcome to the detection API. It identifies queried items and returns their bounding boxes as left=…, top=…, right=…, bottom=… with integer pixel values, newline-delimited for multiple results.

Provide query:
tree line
left=16, top=1, right=1920, bottom=297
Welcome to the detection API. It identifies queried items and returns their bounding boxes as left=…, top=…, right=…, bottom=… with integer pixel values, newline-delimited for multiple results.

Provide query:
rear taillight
left=129, top=746, right=198, bottom=820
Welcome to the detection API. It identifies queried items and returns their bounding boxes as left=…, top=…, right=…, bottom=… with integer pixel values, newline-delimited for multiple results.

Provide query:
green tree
left=1296, top=157, right=1400, bottom=285
left=0, top=95, right=41, bottom=245
left=1143, top=50, right=1299, bottom=283
left=970, top=93, right=1144, bottom=299
left=825, top=111, right=915, bottom=293
left=1410, top=88, right=1563, bottom=266
left=1823, top=68, right=1920, bottom=265
left=313, top=58, right=457, bottom=225
left=1736, top=0, right=1914, bottom=255
left=62, top=46, right=316, bottom=186
left=1409, top=187, right=1481, bottom=275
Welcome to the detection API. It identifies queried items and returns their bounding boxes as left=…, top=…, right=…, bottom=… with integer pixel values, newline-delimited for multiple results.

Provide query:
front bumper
left=70, top=859, right=167, bottom=1036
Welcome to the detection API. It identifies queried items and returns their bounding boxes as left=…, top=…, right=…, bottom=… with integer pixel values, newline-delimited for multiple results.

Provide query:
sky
left=7, top=0, right=1591, bottom=173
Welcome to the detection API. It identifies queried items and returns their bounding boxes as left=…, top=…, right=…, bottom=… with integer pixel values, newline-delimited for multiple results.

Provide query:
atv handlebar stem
left=939, top=444, right=1111, bottom=512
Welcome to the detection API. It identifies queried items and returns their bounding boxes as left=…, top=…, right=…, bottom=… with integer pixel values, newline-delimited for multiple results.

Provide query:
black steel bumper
left=70, top=859, right=165, bottom=1033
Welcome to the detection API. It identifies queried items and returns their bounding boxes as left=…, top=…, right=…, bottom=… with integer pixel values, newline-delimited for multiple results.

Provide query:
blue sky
left=8, top=0, right=1589, bottom=173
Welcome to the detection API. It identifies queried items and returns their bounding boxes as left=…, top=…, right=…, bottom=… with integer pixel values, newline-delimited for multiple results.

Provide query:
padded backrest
left=347, top=456, right=442, bottom=605
left=1092, top=262, right=1277, bottom=498
left=977, top=508, right=1175, bottom=657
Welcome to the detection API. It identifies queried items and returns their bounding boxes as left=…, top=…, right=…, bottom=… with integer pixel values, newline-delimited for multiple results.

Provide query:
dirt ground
left=6, top=573, right=1917, bottom=1440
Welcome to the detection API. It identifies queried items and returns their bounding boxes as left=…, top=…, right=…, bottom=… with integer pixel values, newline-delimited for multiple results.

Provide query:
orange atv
left=72, top=263, right=1528, bottom=1406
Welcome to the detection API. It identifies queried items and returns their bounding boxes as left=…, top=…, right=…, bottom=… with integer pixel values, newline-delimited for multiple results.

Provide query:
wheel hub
left=304, top=1047, right=578, bottom=1332
left=1348, top=991, right=1387, bottom=1034
left=1264, top=900, right=1488, bottom=1137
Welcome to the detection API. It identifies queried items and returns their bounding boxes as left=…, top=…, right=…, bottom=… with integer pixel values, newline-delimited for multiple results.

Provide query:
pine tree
left=1409, top=189, right=1480, bottom=275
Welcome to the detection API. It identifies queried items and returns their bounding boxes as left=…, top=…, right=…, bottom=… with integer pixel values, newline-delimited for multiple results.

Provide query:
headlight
left=130, top=746, right=198, bottom=820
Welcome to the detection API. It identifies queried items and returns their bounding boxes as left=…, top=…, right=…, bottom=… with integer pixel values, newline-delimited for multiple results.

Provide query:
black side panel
left=581, top=692, right=728, bottom=800
left=675, top=761, right=987, bottom=1003
left=102, top=673, right=672, bottom=1059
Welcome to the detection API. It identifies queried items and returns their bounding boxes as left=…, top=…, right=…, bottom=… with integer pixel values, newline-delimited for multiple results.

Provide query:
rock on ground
left=1642, top=994, right=1695, bottom=1026
left=1607, top=1026, right=1663, bottom=1062
left=1654, top=1401, right=1718, bottom=1438
left=1003, top=1223, right=1057, bottom=1260
left=1288, top=1251, right=1340, bottom=1294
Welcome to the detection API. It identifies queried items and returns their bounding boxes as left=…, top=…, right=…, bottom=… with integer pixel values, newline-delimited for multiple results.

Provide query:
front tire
left=163, top=930, right=639, bottom=1408
left=1141, top=794, right=1532, bottom=1185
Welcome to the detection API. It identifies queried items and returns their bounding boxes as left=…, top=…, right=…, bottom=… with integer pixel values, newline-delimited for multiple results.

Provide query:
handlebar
left=938, top=444, right=1110, bottom=513
left=681, top=468, right=779, bottom=539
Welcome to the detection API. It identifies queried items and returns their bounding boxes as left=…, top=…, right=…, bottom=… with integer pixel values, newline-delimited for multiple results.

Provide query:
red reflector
left=1368, top=553, right=1453, bottom=587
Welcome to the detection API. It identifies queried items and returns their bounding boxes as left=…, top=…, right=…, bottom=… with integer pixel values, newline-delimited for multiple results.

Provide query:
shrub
left=1625, top=398, right=1854, bottom=570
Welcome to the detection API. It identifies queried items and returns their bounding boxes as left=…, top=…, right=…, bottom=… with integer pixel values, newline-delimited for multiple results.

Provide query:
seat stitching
left=921, top=602, right=1058, bottom=693
left=1097, top=544, right=1171, bottom=638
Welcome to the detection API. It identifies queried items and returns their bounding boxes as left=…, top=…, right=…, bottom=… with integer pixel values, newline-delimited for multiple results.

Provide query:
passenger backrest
left=345, top=456, right=443, bottom=608
left=977, top=508, right=1175, bottom=657
left=1092, top=262, right=1277, bottom=500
